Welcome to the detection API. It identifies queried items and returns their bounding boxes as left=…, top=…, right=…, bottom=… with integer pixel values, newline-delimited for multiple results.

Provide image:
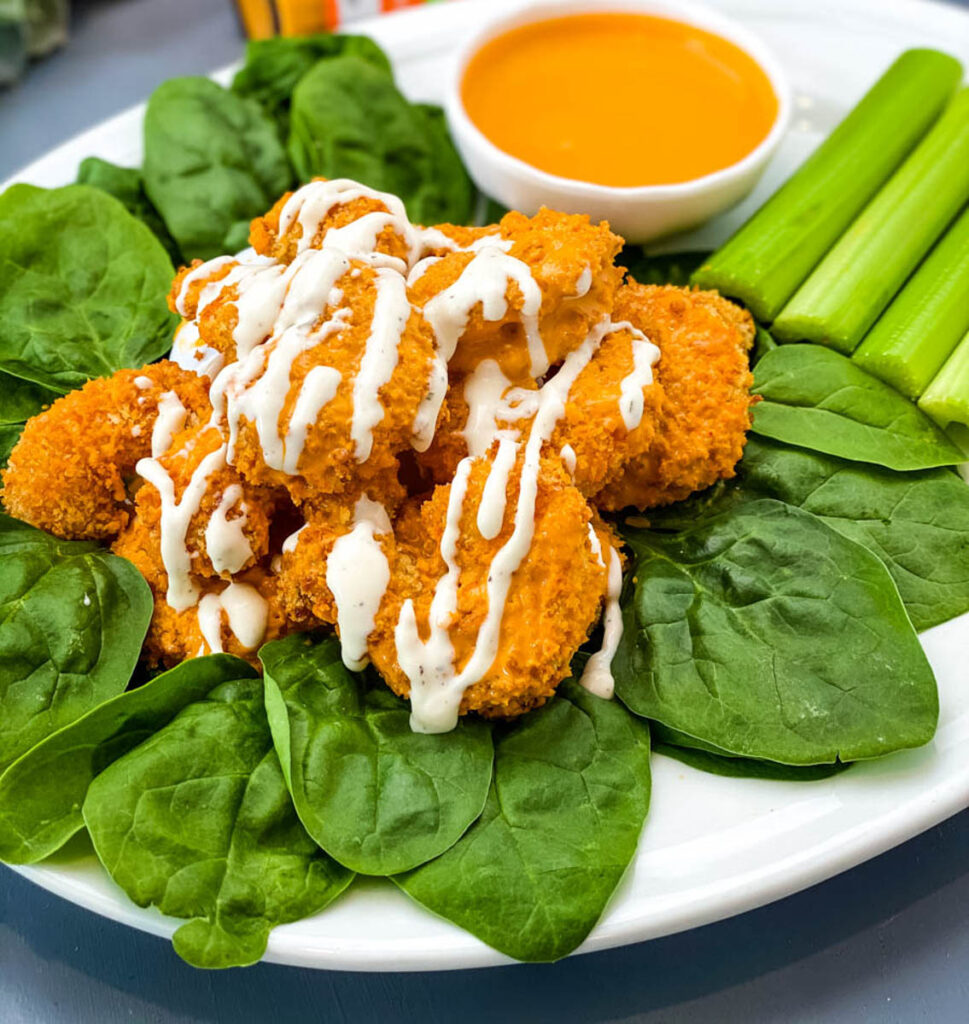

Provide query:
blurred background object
left=235, top=0, right=430, bottom=39
left=0, top=0, right=68, bottom=85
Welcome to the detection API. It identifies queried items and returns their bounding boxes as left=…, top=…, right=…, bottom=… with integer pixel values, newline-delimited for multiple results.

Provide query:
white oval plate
left=5, top=0, right=969, bottom=973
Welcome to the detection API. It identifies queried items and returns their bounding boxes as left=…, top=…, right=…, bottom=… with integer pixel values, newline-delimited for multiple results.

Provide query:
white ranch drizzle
left=326, top=496, right=393, bottom=671
left=282, top=365, right=341, bottom=475
left=174, top=255, right=235, bottom=317
left=579, top=544, right=623, bottom=700
left=281, top=523, right=307, bottom=555
left=573, top=266, right=592, bottom=298
left=204, top=483, right=252, bottom=576
left=170, top=321, right=225, bottom=379
left=396, top=315, right=618, bottom=733
left=151, top=391, right=188, bottom=457
left=561, top=443, right=577, bottom=478
left=135, top=444, right=227, bottom=611
left=197, top=581, right=268, bottom=654
left=461, top=358, right=514, bottom=458
left=476, top=433, right=517, bottom=540
left=613, top=321, right=661, bottom=431
left=133, top=376, right=153, bottom=389
left=350, top=268, right=411, bottom=462
left=587, top=523, right=605, bottom=568
left=423, top=246, right=548, bottom=378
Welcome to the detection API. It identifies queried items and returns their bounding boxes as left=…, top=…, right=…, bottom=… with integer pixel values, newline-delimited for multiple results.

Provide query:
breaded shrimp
left=596, top=283, right=756, bottom=510
left=368, top=452, right=607, bottom=719
left=410, top=207, right=624, bottom=381
left=2, top=362, right=211, bottom=540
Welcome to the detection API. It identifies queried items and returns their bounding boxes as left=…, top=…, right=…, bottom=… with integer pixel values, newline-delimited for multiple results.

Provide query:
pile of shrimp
left=2, top=178, right=755, bottom=732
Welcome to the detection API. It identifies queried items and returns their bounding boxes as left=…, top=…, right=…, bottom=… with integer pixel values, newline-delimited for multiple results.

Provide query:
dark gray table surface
left=2, top=1, right=969, bottom=1021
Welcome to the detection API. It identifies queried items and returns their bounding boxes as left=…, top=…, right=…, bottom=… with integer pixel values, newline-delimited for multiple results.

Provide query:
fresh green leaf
left=76, top=156, right=181, bottom=263
left=395, top=681, right=651, bottom=962
left=752, top=325, right=777, bottom=364
left=652, top=725, right=849, bottom=780
left=288, top=55, right=475, bottom=226
left=751, top=344, right=966, bottom=470
left=620, top=249, right=709, bottom=287
left=0, top=184, right=178, bottom=392
left=0, top=514, right=153, bottom=773
left=260, top=633, right=493, bottom=875
left=143, top=77, right=292, bottom=262
left=740, top=436, right=969, bottom=632
left=615, top=499, right=938, bottom=765
left=0, top=655, right=255, bottom=864
left=0, top=371, right=54, bottom=478
left=83, top=676, right=353, bottom=969
left=231, top=32, right=392, bottom=137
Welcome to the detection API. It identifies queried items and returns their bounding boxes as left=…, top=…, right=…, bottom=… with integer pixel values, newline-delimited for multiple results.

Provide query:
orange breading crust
left=1, top=362, right=211, bottom=540
left=596, top=283, right=756, bottom=511
left=226, top=262, right=437, bottom=502
left=368, top=454, right=606, bottom=718
left=411, top=207, right=623, bottom=381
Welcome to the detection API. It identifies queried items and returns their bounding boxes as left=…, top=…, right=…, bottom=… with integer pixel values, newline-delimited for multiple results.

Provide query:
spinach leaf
left=655, top=741, right=848, bottom=781
left=0, top=184, right=178, bottom=392
left=741, top=437, right=969, bottom=632
left=82, top=676, right=353, bottom=969
left=261, top=633, right=493, bottom=875
left=0, top=655, right=255, bottom=864
left=288, top=55, right=475, bottom=227
left=752, top=344, right=966, bottom=470
left=0, top=371, right=54, bottom=476
left=620, top=249, right=710, bottom=287
left=395, top=681, right=651, bottom=962
left=0, top=514, right=153, bottom=774
left=231, top=32, right=392, bottom=137
left=143, top=77, right=292, bottom=262
left=614, top=499, right=938, bottom=765
left=76, top=156, right=181, bottom=263
left=752, top=325, right=777, bottom=364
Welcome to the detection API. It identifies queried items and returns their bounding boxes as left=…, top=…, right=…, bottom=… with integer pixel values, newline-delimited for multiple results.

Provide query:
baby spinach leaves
left=143, top=77, right=292, bottom=262
left=752, top=344, right=965, bottom=470
left=741, top=437, right=969, bottom=631
left=76, top=156, right=181, bottom=263
left=0, top=372, right=53, bottom=476
left=231, top=32, right=392, bottom=137
left=614, top=500, right=938, bottom=765
left=261, top=634, right=493, bottom=875
left=0, top=184, right=178, bottom=393
left=82, top=676, right=353, bottom=969
left=0, top=514, right=152, bottom=774
left=0, top=655, right=254, bottom=864
left=287, top=56, right=475, bottom=226
left=395, top=682, right=651, bottom=962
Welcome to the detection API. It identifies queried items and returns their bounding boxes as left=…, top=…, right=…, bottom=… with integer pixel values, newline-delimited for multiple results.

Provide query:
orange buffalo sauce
left=461, top=12, right=779, bottom=187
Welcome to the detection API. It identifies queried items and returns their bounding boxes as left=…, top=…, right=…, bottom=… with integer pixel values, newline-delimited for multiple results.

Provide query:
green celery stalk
left=772, top=88, right=969, bottom=352
left=691, top=49, right=962, bottom=322
left=852, top=204, right=969, bottom=398
left=919, top=328, right=969, bottom=448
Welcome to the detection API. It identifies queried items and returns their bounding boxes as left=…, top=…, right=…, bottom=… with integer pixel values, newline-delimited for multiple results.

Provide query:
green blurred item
left=0, top=0, right=68, bottom=86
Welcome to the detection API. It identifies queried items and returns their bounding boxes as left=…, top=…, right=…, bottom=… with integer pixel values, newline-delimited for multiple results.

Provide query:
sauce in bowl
left=461, top=11, right=779, bottom=188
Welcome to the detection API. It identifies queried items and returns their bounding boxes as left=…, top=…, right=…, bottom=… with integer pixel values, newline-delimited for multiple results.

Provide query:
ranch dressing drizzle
left=397, top=315, right=617, bottom=733
left=136, top=444, right=227, bottom=611
left=197, top=581, right=268, bottom=654
left=174, top=256, right=235, bottom=316
left=561, top=443, right=577, bottom=478
left=204, top=483, right=252, bottom=576
left=476, top=433, right=517, bottom=540
left=587, top=523, right=605, bottom=568
left=326, top=496, right=393, bottom=671
left=281, top=523, right=307, bottom=555
left=579, top=544, right=623, bottom=700
left=350, top=268, right=411, bottom=462
left=613, top=321, right=661, bottom=431
left=573, top=267, right=592, bottom=298
left=151, top=391, right=188, bottom=458
left=282, top=366, right=341, bottom=475
left=423, top=246, right=548, bottom=377
left=171, top=320, right=225, bottom=379
left=461, top=358, right=515, bottom=458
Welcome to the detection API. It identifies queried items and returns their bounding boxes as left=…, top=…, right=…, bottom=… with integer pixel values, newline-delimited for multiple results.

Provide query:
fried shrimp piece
left=226, top=257, right=437, bottom=502
left=2, top=362, right=211, bottom=540
left=113, top=423, right=275, bottom=587
left=596, top=283, right=756, bottom=511
left=410, top=207, right=624, bottom=381
left=250, top=178, right=418, bottom=267
left=368, top=452, right=607, bottom=720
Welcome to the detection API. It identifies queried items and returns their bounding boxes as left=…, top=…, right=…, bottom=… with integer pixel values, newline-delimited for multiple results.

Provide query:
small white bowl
left=446, top=0, right=792, bottom=243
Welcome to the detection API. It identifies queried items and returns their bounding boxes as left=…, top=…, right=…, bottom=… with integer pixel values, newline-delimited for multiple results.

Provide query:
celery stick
left=919, top=329, right=969, bottom=449
left=852, top=204, right=969, bottom=398
left=773, top=88, right=969, bottom=352
left=691, top=49, right=962, bottom=322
